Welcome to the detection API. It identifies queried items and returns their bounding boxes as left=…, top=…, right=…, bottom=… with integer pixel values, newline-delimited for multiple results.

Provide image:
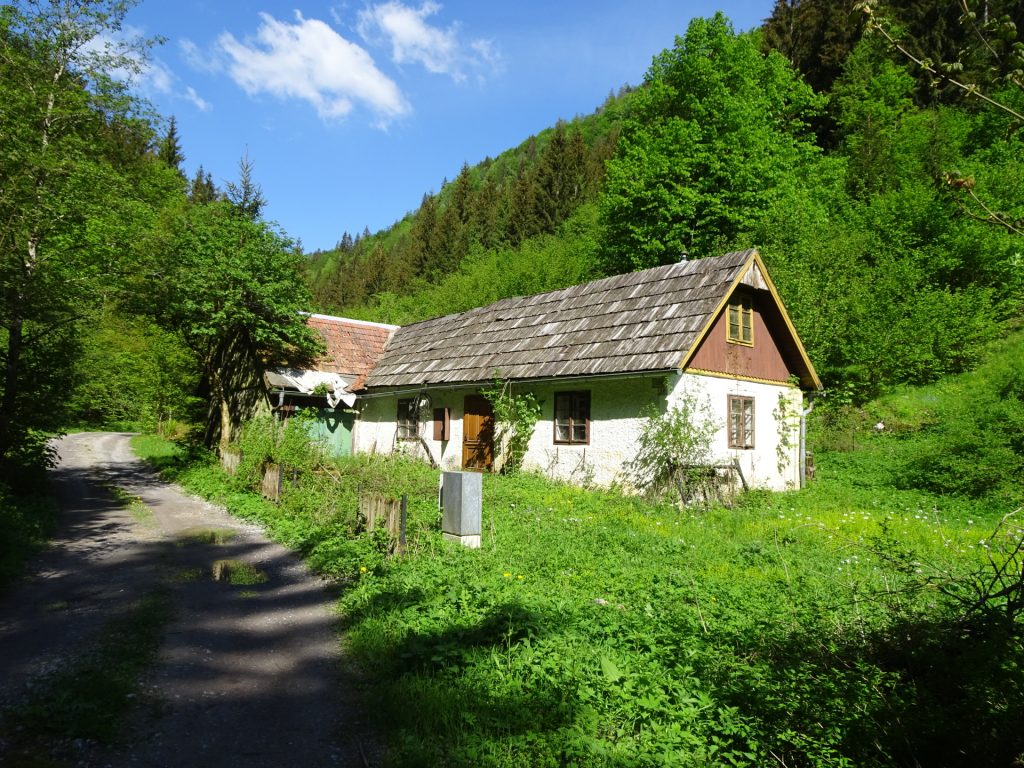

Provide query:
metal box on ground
left=441, top=471, right=482, bottom=548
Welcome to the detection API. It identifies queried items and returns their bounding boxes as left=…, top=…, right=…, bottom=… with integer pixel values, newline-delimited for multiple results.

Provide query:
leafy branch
left=942, top=171, right=1024, bottom=236
left=481, top=378, right=541, bottom=474
left=856, top=0, right=1024, bottom=124
left=863, top=510, right=1024, bottom=630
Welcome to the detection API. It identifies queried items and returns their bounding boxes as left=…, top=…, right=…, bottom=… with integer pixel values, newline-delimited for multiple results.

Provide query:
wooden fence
left=221, top=448, right=241, bottom=475
left=261, top=462, right=281, bottom=501
left=358, top=493, right=407, bottom=551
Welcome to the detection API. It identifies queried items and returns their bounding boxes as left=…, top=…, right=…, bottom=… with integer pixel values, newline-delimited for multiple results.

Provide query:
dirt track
left=0, top=432, right=374, bottom=767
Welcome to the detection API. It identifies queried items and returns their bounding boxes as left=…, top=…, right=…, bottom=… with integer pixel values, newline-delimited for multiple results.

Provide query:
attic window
left=554, top=391, right=590, bottom=445
left=727, top=293, right=753, bottom=346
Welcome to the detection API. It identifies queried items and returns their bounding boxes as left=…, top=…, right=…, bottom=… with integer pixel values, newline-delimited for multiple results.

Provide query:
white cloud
left=469, top=38, right=503, bottom=78
left=358, top=1, right=457, bottom=76
left=150, top=60, right=180, bottom=95
left=358, top=1, right=500, bottom=82
left=217, top=11, right=409, bottom=123
left=179, top=38, right=221, bottom=74
left=184, top=86, right=212, bottom=112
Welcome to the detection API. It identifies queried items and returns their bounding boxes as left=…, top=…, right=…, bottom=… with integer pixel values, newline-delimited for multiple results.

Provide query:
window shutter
left=433, top=407, right=450, bottom=441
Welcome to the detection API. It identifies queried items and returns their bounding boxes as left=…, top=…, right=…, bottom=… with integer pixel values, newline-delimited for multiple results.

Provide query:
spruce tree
left=188, top=165, right=218, bottom=204
left=225, top=151, right=266, bottom=221
left=158, top=115, right=185, bottom=173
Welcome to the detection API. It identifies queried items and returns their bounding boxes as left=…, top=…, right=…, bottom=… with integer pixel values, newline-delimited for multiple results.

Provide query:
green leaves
left=481, top=379, right=543, bottom=474
left=0, top=0, right=178, bottom=459
left=600, top=654, right=623, bottom=683
left=626, top=390, right=720, bottom=501
left=145, top=201, right=323, bottom=448
left=600, top=14, right=824, bottom=270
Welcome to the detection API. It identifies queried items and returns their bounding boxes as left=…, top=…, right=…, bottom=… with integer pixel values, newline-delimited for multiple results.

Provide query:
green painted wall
left=307, top=407, right=354, bottom=456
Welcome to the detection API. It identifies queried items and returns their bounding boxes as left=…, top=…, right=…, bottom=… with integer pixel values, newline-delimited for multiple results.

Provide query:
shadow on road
left=0, top=433, right=370, bottom=768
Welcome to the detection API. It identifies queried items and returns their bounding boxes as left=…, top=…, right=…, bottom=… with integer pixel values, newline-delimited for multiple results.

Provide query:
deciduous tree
left=0, top=0, right=177, bottom=461
left=146, top=200, right=322, bottom=450
left=599, top=14, right=823, bottom=272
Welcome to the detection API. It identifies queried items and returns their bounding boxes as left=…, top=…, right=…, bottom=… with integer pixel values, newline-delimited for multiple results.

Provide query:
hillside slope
left=306, top=12, right=1024, bottom=404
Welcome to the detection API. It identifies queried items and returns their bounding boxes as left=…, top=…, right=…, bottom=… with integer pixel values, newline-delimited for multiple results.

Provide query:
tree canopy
left=144, top=198, right=322, bottom=449
left=0, top=0, right=180, bottom=463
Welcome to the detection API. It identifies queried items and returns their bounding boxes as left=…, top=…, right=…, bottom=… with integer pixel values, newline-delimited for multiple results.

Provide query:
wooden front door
left=462, top=395, right=494, bottom=471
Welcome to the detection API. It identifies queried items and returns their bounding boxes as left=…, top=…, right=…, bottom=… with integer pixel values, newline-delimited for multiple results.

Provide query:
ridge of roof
left=305, top=313, right=400, bottom=330
left=365, top=250, right=763, bottom=388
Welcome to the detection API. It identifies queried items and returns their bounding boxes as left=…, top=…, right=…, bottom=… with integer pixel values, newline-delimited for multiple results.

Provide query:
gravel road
left=0, top=432, right=375, bottom=767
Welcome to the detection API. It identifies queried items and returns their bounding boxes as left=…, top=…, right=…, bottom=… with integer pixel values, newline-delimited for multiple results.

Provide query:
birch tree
left=0, top=0, right=175, bottom=460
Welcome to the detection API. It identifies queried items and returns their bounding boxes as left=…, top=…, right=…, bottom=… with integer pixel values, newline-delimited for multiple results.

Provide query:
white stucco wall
left=670, top=373, right=803, bottom=491
left=517, top=376, right=668, bottom=486
left=352, top=372, right=804, bottom=491
left=353, top=387, right=484, bottom=470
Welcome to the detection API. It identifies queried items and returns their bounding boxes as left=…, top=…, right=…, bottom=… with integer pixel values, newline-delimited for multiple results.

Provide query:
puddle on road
left=172, top=567, right=204, bottom=583
left=210, top=559, right=267, bottom=586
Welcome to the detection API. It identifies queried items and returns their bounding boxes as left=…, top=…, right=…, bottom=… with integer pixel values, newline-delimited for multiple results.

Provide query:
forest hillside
left=307, top=2, right=1024, bottom=404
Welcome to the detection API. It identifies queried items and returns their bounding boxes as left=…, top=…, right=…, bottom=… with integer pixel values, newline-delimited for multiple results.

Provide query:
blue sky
left=125, top=1, right=774, bottom=252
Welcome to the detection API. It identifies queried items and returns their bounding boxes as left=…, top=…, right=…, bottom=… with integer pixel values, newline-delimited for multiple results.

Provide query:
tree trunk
left=219, top=390, right=233, bottom=455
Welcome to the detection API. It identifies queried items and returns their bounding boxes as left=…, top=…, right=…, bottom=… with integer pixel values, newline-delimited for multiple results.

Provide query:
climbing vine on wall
left=481, top=379, right=542, bottom=474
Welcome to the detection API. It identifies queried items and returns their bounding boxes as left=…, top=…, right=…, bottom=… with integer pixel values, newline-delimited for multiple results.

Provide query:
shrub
left=626, top=389, right=720, bottom=501
left=482, top=379, right=542, bottom=474
left=899, top=342, right=1024, bottom=502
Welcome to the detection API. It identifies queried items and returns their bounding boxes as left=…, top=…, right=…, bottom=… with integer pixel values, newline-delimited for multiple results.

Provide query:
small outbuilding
left=264, top=314, right=397, bottom=456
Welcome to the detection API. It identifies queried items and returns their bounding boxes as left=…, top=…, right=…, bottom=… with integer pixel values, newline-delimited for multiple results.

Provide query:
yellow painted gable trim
left=685, top=368, right=800, bottom=387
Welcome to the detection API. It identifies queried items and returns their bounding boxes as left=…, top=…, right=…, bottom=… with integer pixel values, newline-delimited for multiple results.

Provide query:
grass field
left=123, top=333, right=1024, bottom=766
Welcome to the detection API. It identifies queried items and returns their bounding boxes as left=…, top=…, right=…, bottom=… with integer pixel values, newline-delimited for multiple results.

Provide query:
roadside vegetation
left=0, top=465, right=57, bottom=592
left=133, top=331, right=1024, bottom=767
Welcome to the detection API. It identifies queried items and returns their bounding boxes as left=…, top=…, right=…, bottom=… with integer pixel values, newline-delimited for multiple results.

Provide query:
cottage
left=351, top=249, right=821, bottom=490
left=264, top=314, right=397, bottom=456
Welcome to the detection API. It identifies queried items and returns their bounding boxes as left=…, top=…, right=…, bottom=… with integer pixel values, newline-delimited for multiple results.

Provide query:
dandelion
left=517, top=575, right=523, bottom=580
left=503, top=572, right=512, bottom=578
left=359, top=566, right=368, bottom=574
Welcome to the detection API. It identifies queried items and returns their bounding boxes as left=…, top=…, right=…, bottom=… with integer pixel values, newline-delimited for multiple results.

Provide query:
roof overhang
left=264, top=368, right=357, bottom=408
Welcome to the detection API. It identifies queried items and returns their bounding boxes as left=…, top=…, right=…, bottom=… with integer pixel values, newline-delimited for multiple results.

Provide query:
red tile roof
left=305, top=314, right=397, bottom=380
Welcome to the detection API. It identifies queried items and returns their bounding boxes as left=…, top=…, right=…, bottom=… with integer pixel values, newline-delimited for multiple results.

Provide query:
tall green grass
left=131, top=336, right=1024, bottom=766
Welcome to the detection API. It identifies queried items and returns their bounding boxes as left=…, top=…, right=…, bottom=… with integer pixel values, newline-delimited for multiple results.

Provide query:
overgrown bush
left=895, top=337, right=1024, bottom=503
left=234, top=411, right=327, bottom=487
left=0, top=438, right=58, bottom=590
left=626, top=390, right=720, bottom=502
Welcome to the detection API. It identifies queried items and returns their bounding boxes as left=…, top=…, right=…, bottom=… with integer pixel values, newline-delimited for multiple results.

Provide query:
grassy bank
left=134, top=400, right=1023, bottom=768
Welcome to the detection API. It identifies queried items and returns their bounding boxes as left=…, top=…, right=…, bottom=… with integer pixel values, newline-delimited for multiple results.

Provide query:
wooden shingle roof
left=305, top=314, right=397, bottom=380
left=365, top=249, right=776, bottom=388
